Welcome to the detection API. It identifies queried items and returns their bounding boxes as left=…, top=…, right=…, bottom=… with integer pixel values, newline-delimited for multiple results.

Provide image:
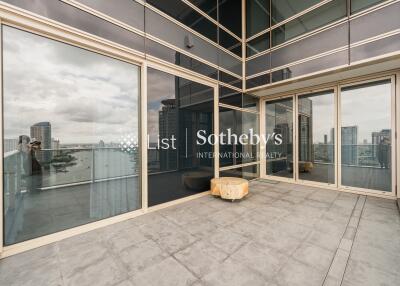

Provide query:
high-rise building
left=30, top=122, right=51, bottom=162
left=341, top=126, right=358, bottom=165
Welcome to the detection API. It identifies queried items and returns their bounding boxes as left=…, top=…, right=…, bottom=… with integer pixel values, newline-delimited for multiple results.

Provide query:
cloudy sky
left=3, top=26, right=140, bottom=145
left=147, top=69, right=176, bottom=143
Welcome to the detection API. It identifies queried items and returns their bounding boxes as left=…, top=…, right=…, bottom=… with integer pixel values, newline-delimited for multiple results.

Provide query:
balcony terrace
left=0, top=180, right=399, bottom=286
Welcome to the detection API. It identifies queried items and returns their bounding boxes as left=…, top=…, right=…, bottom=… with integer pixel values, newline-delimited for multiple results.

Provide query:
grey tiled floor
left=1, top=180, right=399, bottom=286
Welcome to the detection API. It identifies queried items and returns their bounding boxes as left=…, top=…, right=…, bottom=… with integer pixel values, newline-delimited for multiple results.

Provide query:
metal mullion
left=293, top=95, right=297, bottom=182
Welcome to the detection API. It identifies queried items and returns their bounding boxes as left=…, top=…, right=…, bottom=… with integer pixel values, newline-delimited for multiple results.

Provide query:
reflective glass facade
left=3, top=26, right=141, bottom=245
left=147, top=69, right=214, bottom=206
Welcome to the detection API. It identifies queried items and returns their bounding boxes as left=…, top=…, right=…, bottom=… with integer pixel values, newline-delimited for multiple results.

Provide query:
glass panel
left=145, top=39, right=218, bottom=80
left=247, top=34, right=270, bottom=57
left=265, top=98, right=294, bottom=178
left=2, top=0, right=145, bottom=52
left=219, top=71, right=242, bottom=89
left=220, top=164, right=260, bottom=180
left=219, top=107, right=259, bottom=167
left=298, top=90, right=335, bottom=184
left=272, top=0, right=347, bottom=47
left=246, top=53, right=271, bottom=76
left=246, top=0, right=270, bottom=38
left=3, top=26, right=141, bottom=245
left=351, top=0, right=385, bottom=13
left=246, top=73, right=271, bottom=89
left=219, top=0, right=242, bottom=37
left=147, top=69, right=214, bottom=206
left=219, top=28, right=242, bottom=56
left=340, top=80, right=392, bottom=192
left=76, top=0, right=145, bottom=30
left=146, top=0, right=218, bottom=42
left=271, top=50, right=348, bottom=83
left=272, top=0, right=321, bottom=25
left=188, top=0, right=218, bottom=19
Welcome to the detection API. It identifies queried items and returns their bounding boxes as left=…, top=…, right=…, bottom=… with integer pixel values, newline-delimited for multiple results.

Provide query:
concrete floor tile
left=155, top=228, right=198, bottom=254
left=342, top=259, right=399, bottom=286
left=105, top=228, right=148, bottom=253
left=119, top=239, right=168, bottom=276
left=293, top=242, right=335, bottom=271
left=58, top=242, right=109, bottom=277
left=306, top=230, right=342, bottom=252
left=182, top=218, right=220, bottom=239
left=350, top=241, right=400, bottom=276
left=202, top=258, right=266, bottom=286
left=207, top=228, right=248, bottom=254
left=64, top=256, right=128, bottom=286
left=230, top=241, right=290, bottom=279
left=130, top=257, right=197, bottom=286
left=253, top=228, right=303, bottom=256
left=174, top=240, right=228, bottom=278
left=275, top=258, right=326, bottom=286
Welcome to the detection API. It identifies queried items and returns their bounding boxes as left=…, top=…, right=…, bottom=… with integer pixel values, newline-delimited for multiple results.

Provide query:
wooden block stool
left=211, top=177, right=249, bottom=201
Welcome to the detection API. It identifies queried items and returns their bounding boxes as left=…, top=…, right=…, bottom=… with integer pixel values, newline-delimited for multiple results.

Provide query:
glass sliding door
left=340, top=79, right=394, bottom=193
left=298, top=90, right=335, bottom=184
left=265, top=98, right=294, bottom=179
left=3, top=26, right=141, bottom=245
left=147, top=68, right=214, bottom=206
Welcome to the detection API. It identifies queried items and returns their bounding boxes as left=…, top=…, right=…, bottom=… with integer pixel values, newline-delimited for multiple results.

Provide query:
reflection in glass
left=247, top=34, right=270, bottom=57
left=147, top=69, right=214, bottom=206
left=351, top=0, right=385, bottom=14
left=146, top=0, right=218, bottom=42
left=219, top=108, right=259, bottom=167
left=3, top=26, right=141, bottom=245
left=298, top=91, right=335, bottom=184
left=189, top=0, right=218, bottom=19
left=271, top=0, right=321, bottom=25
left=247, top=0, right=270, bottom=38
left=272, top=0, right=347, bottom=46
left=219, top=0, right=242, bottom=37
left=219, top=29, right=242, bottom=56
left=341, top=80, right=392, bottom=192
left=265, top=98, right=294, bottom=178
left=220, top=164, right=260, bottom=180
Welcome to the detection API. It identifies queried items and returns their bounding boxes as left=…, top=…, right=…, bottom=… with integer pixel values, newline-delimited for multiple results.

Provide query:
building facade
left=0, top=0, right=399, bottom=257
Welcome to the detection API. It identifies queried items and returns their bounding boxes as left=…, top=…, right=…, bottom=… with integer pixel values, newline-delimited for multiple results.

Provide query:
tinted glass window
left=219, top=28, right=242, bottom=56
left=246, top=0, right=270, bottom=38
left=219, top=0, right=242, bottom=37
left=189, top=0, right=218, bottom=19
left=147, top=69, right=214, bottom=206
left=147, top=0, right=218, bottom=42
left=272, top=0, right=322, bottom=25
left=298, top=90, right=335, bottom=184
left=246, top=74, right=271, bottom=89
left=219, top=107, right=259, bottom=166
left=340, top=80, right=392, bottom=192
left=247, top=34, right=270, bottom=57
left=265, top=98, right=294, bottom=179
left=272, top=0, right=347, bottom=46
left=220, top=164, right=259, bottom=180
left=3, top=26, right=141, bottom=245
left=351, top=0, right=385, bottom=13
left=219, top=71, right=242, bottom=88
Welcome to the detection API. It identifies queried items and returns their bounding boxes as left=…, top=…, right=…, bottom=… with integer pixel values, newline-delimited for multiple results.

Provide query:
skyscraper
left=30, top=122, right=51, bottom=163
left=341, top=126, right=358, bottom=165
